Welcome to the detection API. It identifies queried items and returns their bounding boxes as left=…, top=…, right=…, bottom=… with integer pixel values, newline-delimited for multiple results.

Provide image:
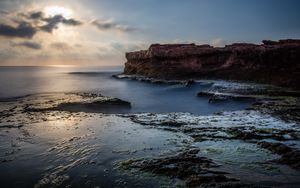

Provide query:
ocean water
left=1, top=66, right=299, bottom=188
left=0, top=66, right=252, bottom=114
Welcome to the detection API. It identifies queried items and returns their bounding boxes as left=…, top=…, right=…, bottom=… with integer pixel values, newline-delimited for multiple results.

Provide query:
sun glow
left=44, top=6, right=73, bottom=17
left=47, top=64, right=76, bottom=68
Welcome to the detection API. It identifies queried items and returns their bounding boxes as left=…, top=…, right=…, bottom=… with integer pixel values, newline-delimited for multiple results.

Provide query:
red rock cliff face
left=123, top=40, right=300, bottom=88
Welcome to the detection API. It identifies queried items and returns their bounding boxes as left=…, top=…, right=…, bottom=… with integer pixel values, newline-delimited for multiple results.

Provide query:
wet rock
left=119, top=149, right=237, bottom=187
left=197, top=81, right=300, bottom=103
left=186, top=174, right=237, bottom=187
left=124, top=113, right=188, bottom=127
left=197, top=81, right=300, bottom=123
left=187, top=126, right=299, bottom=142
left=214, top=183, right=269, bottom=188
left=258, top=141, right=300, bottom=170
left=157, top=120, right=185, bottom=127
left=226, top=127, right=298, bottom=141
left=185, top=79, right=196, bottom=87
left=251, top=98, right=300, bottom=123
left=198, top=91, right=255, bottom=103
left=113, top=74, right=195, bottom=86
left=50, top=98, right=131, bottom=113
left=0, top=124, right=23, bottom=129
left=76, top=92, right=103, bottom=98
left=23, top=93, right=131, bottom=114
left=125, top=111, right=299, bottom=142
left=0, top=109, right=14, bottom=119
left=0, top=158, right=13, bottom=163
left=208, top=95, right=230, bottom=103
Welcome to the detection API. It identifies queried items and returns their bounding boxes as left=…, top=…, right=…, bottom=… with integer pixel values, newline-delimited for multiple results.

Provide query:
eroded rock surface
left=119, top=149, right=238, bottom=187
left=195, top=80, right=300, bottom=123
left=124, top=39, right=300, bottom=88
left=22, top=93, right=131, bottom=113
left=258, top=141, right=300, bottom=170
left=121, top=110, right=300, bottom=174
left=113, top=74, right=195, bottom=86
left=1, top=86, right=300, bottom=187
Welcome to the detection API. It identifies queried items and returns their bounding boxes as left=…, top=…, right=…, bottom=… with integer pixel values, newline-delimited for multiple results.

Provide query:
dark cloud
left=92, top=19, right=138, bottom=33
left=40, top=15, right=62, bottom=33
left=0, top=22, right=36, bottom=38
left=50, top=42, right=72, bottom=50
left=27, top=11, right=82, bottom=27
left=17, top=41, right=42, bottom=50
left=29, top=11, right=44, bottom=20
left=0, top=11, right=82, bottom=38
left=62, top=18, right=82, bottom=26
left=41, top=15, right=82, bottom=33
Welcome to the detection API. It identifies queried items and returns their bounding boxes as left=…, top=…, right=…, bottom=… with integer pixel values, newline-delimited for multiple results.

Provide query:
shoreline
left=0, top=75, right=299, bottom=187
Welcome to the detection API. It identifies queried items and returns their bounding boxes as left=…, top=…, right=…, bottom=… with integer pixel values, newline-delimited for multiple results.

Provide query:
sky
left=0, top=0, right=299, bottom=66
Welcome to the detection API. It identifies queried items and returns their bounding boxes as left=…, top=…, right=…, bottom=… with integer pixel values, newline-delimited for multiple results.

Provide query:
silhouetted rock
left=124, top=39, right=300, bottom=89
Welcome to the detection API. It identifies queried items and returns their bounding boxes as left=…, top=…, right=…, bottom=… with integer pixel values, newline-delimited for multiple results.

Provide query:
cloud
left=61, top=18, right=82, bottom=26
left=27, top=11, right=82, bottom=27
left=210, top=38, right=227, bottom=47
left=29, top=11, right=44, bottom=20
left=110, top=42, right=147, bottom=53
left=0, top=10, right=82, bottom=38
left=0, top=22, right=36, bottom=38
left=16, top=41, right=42, bottom=50
left=50, top=42, right=72, bottom=51
left=92, top=19, right=138, bottom=33
left=41, top=15, right=82, bottom=33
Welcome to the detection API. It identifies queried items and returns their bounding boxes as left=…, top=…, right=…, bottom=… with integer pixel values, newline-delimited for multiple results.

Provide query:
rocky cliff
left=123, top=39, right=300, bottom=89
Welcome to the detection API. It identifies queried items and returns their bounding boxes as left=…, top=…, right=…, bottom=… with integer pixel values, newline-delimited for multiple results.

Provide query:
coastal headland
left=124, top=39, right=300, bottom=89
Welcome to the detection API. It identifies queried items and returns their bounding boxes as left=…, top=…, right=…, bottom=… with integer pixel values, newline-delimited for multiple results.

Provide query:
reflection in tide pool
left=0, top=111, right=186, bottom=187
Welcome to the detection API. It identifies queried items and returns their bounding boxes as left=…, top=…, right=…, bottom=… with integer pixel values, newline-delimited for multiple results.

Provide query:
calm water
left=0, top=66, right=252, bottom=114
left=1, top=66, right=299, bottom=188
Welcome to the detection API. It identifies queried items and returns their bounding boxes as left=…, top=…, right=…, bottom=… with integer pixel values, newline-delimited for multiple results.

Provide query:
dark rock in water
left=52, top=98, right=131, bottom=113
left=158, top=120, right=185, bottom=127
left=92, top=98, right=131, bottom=106
left=112, top=74, right=195, bottom=86
left=258, top=141, right=300, bottom=170
left=23, top=93, right=131, bottom=114
left=226, top=127, right=298, bottom=141
left=186, top=174, right=236, bottom=187
left=196, top=81, right=300, bottom=123
left=189, top=126, right=298, bottom=142
left=119, top=149, right=238, bottom=187
left=197, top=91, right=255, bottom=103
left=123, top=39, right=300, bottom=89
left=185, top=79, right=195, bottom=87
left=251, top=98, right=300, bottom=123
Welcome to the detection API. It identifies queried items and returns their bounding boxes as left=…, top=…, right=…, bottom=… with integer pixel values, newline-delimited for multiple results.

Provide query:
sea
left=0, top=66, right=252, bottom=114
left=1, top=66, right=299, bottom=188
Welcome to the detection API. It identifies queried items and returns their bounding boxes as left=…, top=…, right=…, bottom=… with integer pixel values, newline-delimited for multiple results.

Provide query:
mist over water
left=0, top=66, right=252, bottom=114
left=1, top=66, right=299, bottom=188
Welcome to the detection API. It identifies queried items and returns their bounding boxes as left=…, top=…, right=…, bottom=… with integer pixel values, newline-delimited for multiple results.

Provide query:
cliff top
left=126, top=39, right=300, bottom=60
